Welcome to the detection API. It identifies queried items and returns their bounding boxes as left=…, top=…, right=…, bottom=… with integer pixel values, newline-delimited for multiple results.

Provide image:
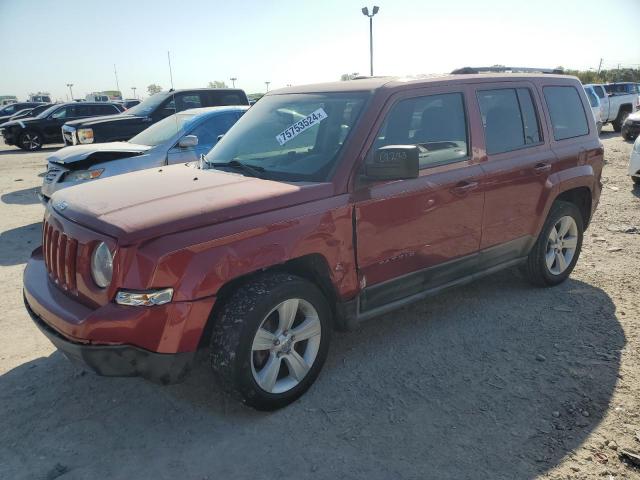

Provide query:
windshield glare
left=128, top=112, right=195, bottom=146
left=125, top=92, right=169, bottom=116
left=205, top=92, right=368, bottom=182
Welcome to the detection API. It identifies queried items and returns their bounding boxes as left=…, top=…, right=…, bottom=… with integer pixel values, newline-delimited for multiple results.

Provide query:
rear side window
left=593, top=86, right=605, bottom=98
left=372, top=92, right=468, bottom=169
left=543, top=86, right=589, bottom=140
left=477, top=88, right=541, bottom=154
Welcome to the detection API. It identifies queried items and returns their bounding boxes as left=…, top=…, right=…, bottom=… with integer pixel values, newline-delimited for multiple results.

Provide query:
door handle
left=451, top=180, right=478, bottom=196
left=533, top=162, right=552, bottom=174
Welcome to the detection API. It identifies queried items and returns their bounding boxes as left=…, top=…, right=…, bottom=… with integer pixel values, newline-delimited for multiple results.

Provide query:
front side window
left=51, top=107, right=69, bottom=119
left=189, top=113, right=238, bottom=148
left=543, top=86, right=589, bottom=140
left=205, top=92, right=368, bottom=182
left=370, top=92, right=468, bottom=169
left=477, top=88, right=541, bottom=155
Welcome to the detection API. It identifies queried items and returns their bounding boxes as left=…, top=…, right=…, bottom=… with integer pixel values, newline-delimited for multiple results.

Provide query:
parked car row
left=584, top=82, right=639, bottom=135
left=22, top=72, right=607, bottom=410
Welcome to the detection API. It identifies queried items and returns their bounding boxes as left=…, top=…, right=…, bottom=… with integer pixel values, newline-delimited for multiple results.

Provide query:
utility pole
left=597, top=58, right=603, bottom=75
left=361, top=6, right=379, bottom=76
left=230, top=77, right=237, bottom=88
left=113, top=64, right=121, bottom=98
left=66, top=83, right=74, bottom=100
left=131, top=87, right=137, bottom=99
left=265, top=81, right=271, bottom=92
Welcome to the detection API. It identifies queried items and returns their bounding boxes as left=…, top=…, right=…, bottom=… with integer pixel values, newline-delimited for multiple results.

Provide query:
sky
left=1, top=0, right=639, bottom=101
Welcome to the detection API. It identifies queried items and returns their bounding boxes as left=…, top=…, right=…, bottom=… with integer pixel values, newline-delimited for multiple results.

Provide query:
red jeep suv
left=23, top=74, right=603, bottom=410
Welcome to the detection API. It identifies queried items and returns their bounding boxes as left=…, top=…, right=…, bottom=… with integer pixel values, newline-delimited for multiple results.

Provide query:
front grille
left=43, top=219, right=78, bottom=293
left=62, top=126, right=75, bottom=145
left=44, top=166, right=65, bottom=184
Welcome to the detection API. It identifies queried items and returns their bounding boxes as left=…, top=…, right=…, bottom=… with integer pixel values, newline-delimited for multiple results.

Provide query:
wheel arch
left=555, top=186, right=593, bottom=228
left=198, top=253, right=341, bottom=348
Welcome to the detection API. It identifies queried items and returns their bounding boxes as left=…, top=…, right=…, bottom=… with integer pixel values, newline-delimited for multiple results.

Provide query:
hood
left=627, top=111, right=640, bottom=122
left=0, top=116, right=40, bottom=129
left=51, top=164, right=333, bottom=244
left=64, top=114, right=140, bottom=128
left=47, top=142, right=152, bottom=166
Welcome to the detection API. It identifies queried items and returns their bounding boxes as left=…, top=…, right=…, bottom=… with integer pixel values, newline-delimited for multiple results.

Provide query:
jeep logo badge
left=54, top=200, right=68, bottom=211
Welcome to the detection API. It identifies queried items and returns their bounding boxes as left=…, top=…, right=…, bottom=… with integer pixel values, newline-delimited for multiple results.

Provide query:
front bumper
left=25, top=297, right=194, bottom=384
left=23, top=247, right=216, bottom=383
left=622, top=121, right=640, bottom=139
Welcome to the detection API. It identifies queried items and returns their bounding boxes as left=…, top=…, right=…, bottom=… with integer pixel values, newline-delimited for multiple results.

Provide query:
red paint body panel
left=23, top=73, right=603, bottom=366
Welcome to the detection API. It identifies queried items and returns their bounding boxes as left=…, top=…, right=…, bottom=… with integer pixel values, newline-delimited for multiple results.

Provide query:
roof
left=270, top=73, right=579, bottom=95
left=178, top=105, right=250, bottom=116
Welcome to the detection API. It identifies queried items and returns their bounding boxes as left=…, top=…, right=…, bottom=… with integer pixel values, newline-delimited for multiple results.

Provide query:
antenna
left=113, top=64, right=121, bottom=99
left=167, top=51, right=180, bottom=147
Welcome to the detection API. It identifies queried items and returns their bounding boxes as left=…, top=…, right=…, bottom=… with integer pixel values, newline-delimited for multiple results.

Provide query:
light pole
left=131, top=87, right=137, bottom=99
left=230, top=77, right=237, bottom=88
left=361, top=6, right=379, bottom=76
left=265, top=81, right=271, bottom=92
left=66, top=83, right=74, bottom=100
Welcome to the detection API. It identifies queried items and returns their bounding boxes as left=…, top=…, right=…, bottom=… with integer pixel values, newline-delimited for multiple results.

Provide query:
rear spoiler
left=451, top=66, right=564, bottom=74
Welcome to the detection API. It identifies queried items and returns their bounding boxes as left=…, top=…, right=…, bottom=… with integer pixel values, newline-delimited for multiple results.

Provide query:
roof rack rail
left=451, top=66, right=564, bottom=75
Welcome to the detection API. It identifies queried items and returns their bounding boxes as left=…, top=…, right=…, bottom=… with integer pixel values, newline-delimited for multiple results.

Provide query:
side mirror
left=365, top=145, right=419, bottom=180
left=179, top=135, right=198, bottom=148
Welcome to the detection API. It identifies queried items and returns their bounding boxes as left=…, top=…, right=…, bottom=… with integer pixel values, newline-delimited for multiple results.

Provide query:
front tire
left=613, top=111, right=630, bottom=133
left=210, top=273, right=331, bottom=410
left=18, top=130, right=43, bottom=151
left=522, top=201, right=584, bottom=287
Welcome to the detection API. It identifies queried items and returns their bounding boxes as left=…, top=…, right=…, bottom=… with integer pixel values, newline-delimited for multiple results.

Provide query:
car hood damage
left=47, top=142, right=151, bottom=170
left=50, top=163, right=332, bottom=244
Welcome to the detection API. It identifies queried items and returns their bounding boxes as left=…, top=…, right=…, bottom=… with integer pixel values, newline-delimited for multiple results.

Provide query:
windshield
left=128, top=112, right=196, bottom=146
left=205, top=92, right=369, bottom=182
left=125, top=92, right=169, bottom=116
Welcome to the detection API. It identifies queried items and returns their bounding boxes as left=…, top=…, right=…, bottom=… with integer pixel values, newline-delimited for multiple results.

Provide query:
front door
left=354, top=88, right=484, bottom=312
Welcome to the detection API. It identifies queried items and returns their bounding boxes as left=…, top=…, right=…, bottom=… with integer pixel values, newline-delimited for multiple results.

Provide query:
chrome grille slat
left=43, top=220, right=78, bottom=293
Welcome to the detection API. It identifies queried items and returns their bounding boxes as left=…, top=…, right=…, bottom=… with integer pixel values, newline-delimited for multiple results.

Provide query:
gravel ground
left=0, top=129, right=639, bottom=480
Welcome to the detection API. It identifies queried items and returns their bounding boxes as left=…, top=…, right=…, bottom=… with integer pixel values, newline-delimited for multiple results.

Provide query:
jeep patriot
left=23, top=74, right=603, bottom=410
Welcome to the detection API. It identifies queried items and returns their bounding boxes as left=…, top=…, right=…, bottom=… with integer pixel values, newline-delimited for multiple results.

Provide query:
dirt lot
left=0, top=130, right=639, bottom=480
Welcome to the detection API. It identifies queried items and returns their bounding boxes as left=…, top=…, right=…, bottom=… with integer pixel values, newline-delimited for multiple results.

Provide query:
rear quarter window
left=543, top=86, right=589, bottom=141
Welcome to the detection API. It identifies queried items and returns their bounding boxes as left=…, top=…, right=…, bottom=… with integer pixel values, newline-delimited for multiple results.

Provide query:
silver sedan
left=41, top=106, right=248, bottom=201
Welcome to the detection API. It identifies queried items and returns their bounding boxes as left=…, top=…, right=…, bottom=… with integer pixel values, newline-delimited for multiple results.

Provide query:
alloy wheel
left=250, top=298, right=322, bottom=394
left=22, top=133, right=41, bottom=150
left=545, top=215, right=578, bottom=275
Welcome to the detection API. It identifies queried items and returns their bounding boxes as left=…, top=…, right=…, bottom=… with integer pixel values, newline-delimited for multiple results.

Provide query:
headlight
left=77, top=128, right=94, bottom=144
left=115, top=288, right=173, bottom=307
left=64, top=169, right=104, bottom=182
left=91, top=242, right=113, bottom=288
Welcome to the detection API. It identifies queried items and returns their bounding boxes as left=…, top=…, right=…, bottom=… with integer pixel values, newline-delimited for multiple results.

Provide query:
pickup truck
left=62, top=88, right=249, bottom=146
left=584, top=83, right=638, bottom=132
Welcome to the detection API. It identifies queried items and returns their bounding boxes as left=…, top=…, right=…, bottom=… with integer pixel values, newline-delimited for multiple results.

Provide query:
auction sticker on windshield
left=276, top=108, right=327, bottom=146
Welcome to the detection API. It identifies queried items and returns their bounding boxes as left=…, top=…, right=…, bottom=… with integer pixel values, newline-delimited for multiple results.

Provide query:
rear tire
left=18, top=130, right=43, bottom=151
left=522, top=201, right=584, bottom=287
left=210, top=273, right=331, bottom=410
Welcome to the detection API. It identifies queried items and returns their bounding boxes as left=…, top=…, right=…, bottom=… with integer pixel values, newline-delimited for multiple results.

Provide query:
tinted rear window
left=543, top=86, right=589, bottom=140
left=477, top=88, right=541, bottom=154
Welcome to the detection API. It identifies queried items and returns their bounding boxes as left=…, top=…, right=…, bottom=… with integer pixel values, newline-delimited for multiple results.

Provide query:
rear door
left=474, top=81, right=554, bottom=261
left=353, top=86, right=485, bottom=312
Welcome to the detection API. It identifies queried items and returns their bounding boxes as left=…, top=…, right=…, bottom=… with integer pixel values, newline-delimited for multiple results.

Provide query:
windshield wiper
left=208, top=159, right=266, bottom=178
